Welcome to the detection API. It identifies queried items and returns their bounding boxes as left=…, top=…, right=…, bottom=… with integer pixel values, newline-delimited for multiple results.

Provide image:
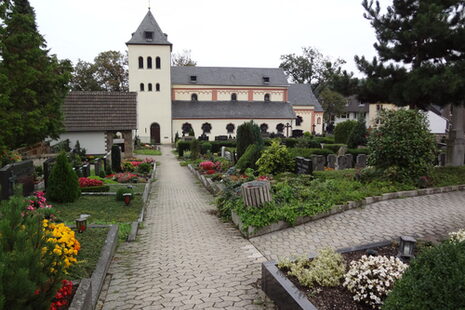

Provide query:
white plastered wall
left=56, top=132, right=106, bottom=155
left=128, top=44, right=172, bottom=144
left=172, top=85, right=287, bottom=102
left=172, top=119, right=294, bottom=139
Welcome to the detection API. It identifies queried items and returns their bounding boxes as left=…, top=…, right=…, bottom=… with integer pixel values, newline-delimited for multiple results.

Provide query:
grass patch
left=53, top=195, right=143, bottom=224
left=134, top=149, right=161, bottom=156
left=431, top=166, right=465, bottom=186
left=68, top=226, right=110, bottom=280
left=107, top=183, right=146, bottom=193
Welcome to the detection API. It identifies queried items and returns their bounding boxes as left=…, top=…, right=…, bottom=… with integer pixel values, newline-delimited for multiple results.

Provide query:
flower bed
left=263, top=241, right=414, bottom=310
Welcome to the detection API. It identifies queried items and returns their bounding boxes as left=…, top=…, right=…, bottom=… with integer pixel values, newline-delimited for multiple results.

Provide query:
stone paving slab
left=250, top=191, right=465, bottom=261
left=100, top=146, right=274, bottom=309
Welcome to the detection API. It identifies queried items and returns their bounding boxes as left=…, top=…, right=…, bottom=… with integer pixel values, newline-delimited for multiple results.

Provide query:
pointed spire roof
left=127, top=10, right=172, bottom=46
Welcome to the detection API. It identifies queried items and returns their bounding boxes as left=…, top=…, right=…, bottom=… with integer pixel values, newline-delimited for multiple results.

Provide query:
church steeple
left=126, top=10, right=172, bottom=46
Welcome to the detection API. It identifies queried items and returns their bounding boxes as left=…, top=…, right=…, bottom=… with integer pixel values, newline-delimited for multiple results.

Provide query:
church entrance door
left=150, top=123, right=161, bottom=144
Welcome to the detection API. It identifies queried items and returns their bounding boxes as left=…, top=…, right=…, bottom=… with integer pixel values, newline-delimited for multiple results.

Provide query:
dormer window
left=190, top=75, right=197, bottom=83
left=144, top=31, right=153, bottom=41
left=263, top=76, right=270, bottom=83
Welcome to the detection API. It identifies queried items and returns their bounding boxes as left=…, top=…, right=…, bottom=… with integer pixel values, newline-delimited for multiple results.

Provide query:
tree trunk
left=447, top=104, right=465, bottom=166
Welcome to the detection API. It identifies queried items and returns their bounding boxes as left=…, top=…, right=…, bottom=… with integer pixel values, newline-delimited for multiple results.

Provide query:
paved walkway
left=100, top=146, right=273, bottom=310
left=250, top=191, right=465, bottom=261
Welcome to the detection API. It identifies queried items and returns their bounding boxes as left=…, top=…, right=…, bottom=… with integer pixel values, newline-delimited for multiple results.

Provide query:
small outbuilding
left=55, top=91, right=137, bottom=157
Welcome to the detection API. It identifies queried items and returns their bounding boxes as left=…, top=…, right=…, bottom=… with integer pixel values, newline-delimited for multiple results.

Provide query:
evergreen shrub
left=236, top=144, right=262, bottom=171
left=111, top=145, right=122, bottom=172
left=200, top=142, right=212, bottom=155
left=334, top=120, right=358, bottom=144
left=368, top=110, right=436, bottom=182
left=256, top=140, right=294, bottom=175
left=383, top=241, right=465, bottom=310
left=347, top=119, right=368, bottom=148
left=236, top=121, right=263, bottom=159
left=80, top=185, right=110, bottom=192
left=288, top=148, right=334, bottom=159
left=190, top=140, right=200, bottom=160
left=0, top=198, right=66, bottom=309
left=116, top=188, right=134, bottom=201
left=47, top=152, right=80, bottom=203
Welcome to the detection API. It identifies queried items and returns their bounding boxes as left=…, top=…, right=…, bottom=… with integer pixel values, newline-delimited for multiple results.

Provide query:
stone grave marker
left=355, top=154, right=368, bottom=169
left=327, top=154, right=336, bottom=169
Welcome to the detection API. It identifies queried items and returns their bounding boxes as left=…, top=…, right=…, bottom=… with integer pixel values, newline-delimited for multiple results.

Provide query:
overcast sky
left=28, top=0, right=391, bottom=76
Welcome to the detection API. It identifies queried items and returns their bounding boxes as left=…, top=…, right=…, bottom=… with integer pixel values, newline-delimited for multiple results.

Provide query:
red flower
left=78, top=177, right=103, bottom=188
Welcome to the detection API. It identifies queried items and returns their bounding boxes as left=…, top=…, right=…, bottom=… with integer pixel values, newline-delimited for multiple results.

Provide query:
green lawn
left=107, top=183, right=146, bottom=193
left=67, top=227, right=109, bottom=280
left=53, top=195, right=143, bottom=225
left=134, top=149, right=162, bottom=156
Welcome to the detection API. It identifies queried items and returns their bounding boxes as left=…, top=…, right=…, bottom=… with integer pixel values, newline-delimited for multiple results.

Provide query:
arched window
left=226, top=123, right=235, bottom=133
left=148, top=83, right=153, bottom=91
left=317, top=117, right=321, bottom=125
left=182, top=123, right=193, bottom=136
left=140, top=83, right=145, bottom=91
left=201, top=122, right=212, bottom=134
left=260, top=123, right=268, bottom=134
left=147, top=57, right=152, bottom=69
left=264, top=93, right=271, bottom=102
left=276, top=123, right=284, bottom=133
left=156, top=57, right=161, bottom=69
left=138, top=57, right=144, bottom=69
left=296, top=116, right=303, bottom=126
left=156, top=83, right=160, bottom=92
left=191, top=93, right=198, bottom=102
left=231, top=93, right=237, bottom=101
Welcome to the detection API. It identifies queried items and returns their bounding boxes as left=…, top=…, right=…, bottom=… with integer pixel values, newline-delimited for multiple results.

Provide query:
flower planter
left=261, top=240, right=392, bottom=310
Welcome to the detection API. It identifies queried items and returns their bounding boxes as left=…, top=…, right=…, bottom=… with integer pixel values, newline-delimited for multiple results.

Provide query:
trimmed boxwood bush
left=334, top=120, right=357, bottom=144
left=190, top=139, right=200, bottom=159
left=176, top=141, right=191, bottom=157
left=383, top=241, right=465, bottom=310
left=236, top=121, right=263, bottom=159
left=236, top=144, right=262, bottom=171
left=116, top=187, right=134, bottom=201
left=347, top=119, right=368, bottom=148
left=210, top=140, right=236, bottom=153
left=47, top=152, right=80, bottom=203
left=80, top=185, right=110, bottom=192
left=314, top=136, right=335, bottom=144
left=289, top=148, right=334, bottom=159
left=256, top=140, right=293, bottom=175
left=322, top=143, right=346, bottom=153
left=200, top=142, right=212, bottom=155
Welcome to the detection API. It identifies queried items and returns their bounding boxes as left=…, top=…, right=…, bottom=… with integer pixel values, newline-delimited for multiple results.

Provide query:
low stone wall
left=232, top=184, right=465, bottom=239
left=69, top=225, right=119, bottom=310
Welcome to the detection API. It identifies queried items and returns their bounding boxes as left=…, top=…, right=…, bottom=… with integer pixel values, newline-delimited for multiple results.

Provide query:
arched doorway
left=150, top=123, right=160, bottom=144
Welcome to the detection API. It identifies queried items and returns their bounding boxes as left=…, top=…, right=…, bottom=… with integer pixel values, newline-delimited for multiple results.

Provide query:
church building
left=127, top=10, right=324, bottom=144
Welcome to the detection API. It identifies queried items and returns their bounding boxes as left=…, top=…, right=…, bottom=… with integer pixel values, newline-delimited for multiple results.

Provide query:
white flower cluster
left=343, top=255, right=408, bottom=308
left=449, top=229, right=465, bottom=243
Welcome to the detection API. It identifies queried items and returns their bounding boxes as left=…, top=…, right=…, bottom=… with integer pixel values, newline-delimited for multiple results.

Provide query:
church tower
left=127, top=10, right=172, bottom=144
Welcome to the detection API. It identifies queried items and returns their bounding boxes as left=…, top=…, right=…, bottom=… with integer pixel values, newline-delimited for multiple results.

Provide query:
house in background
left=53, top=92, right=137, bottom=157
left=333, top=95, right=369, bottom=125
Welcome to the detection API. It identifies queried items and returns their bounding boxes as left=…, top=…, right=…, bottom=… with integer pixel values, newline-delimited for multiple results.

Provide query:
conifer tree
left=0, top=0, right=72, bottom=149
left=47, top=152, right=80, bottom=203
left=236, top=121, right=263, bottom=159
left=356, top=0, right=465, bottom=165
left=0, top=197, right=65, bottom=309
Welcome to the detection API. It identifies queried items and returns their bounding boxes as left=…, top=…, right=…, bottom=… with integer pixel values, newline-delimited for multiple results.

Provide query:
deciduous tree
left=172, top=49, right=197, bottom=66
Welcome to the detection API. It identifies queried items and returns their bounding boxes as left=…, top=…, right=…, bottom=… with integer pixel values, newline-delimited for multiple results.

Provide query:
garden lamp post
left=398, top=236, right=416, bottom=260
left=123, top=193, right=133, bottom=206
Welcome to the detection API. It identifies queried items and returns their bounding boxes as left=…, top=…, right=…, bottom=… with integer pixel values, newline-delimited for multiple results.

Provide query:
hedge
left=334, top=120, right=358, bottom=144
left=80, top=185, right=110, bottom=192
left=177, top=140, right=237, bottom=156
left=322, top=144, right=346, bottom=153
left=314, top=136, right=335, bottom=144
left=288, top=148, right=334, bottom=159
left=346, top=148, right=370, bottom=156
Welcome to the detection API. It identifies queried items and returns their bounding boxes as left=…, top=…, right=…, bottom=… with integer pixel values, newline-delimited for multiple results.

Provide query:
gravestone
left=327, top=154, right=336, bottom=169
left=215, top=135, right=228, bottom=141
left=439, top=153, right=446, bottom=166
left=43, top=157, right=56, bottom=190
left=0, top=160, right=34, bottom=200
left=355, top=154, right=368, bottom=169
left=221, top=146, right=226, bottom=158
left=345, top=154, right=354, bottom=168
left=95, top=158, right=102, bottom=176
left=295, top=157, right=312, bottom=175
left=337, top=145, right=348, bottom=156
left=82, top=164, right=90, bottom=178
left=336, top=155, right=347, bottom=170
left=311, top=155, right=325, bottom=171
